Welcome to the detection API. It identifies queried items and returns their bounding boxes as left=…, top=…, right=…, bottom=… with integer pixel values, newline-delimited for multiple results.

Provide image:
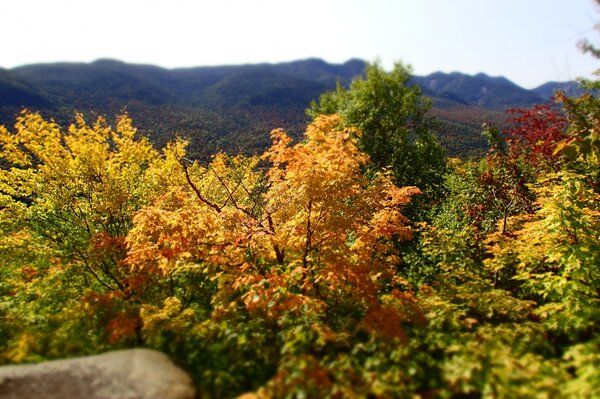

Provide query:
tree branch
left=177, top=155, right=222, bottom=213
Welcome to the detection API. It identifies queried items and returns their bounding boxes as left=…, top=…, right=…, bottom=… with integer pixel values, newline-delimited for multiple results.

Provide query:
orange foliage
left=127, top=115, right=421, bottom=336
left=105, top=312, right=139, bottom=344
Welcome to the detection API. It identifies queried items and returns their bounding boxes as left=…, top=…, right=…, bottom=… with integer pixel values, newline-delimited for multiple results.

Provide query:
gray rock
left=0, top=348, right=196, bottom=399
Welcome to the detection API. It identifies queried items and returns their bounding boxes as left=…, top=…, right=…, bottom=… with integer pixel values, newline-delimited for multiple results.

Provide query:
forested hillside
left=0, top=59, right=365, bottom=161
left=0, top=58, right=579, bottom=160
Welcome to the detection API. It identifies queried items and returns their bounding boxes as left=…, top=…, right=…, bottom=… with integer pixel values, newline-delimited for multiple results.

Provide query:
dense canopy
left=0, top=54, right=598, bottom=397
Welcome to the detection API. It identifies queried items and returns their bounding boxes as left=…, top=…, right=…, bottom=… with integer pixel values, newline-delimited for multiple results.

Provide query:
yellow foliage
left=127, top=115, right=420, bottom=332
left=4, top=333, right=39, bottom=363
left=0, top=110, right=170, bottom=295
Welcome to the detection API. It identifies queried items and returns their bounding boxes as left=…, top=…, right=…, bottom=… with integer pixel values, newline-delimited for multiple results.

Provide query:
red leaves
left=363, top=304, right=407, bottom=340
left=105, top=312, right=139, bottom=344
left=505, top=104, right=568, bottom=170
left=362, top=289, right=425, bottom=340
left=18, top=266, right=38, bottom=282
left=82, top=290, right=140, bottom=344
left=90, top=233, right=127, bottom=264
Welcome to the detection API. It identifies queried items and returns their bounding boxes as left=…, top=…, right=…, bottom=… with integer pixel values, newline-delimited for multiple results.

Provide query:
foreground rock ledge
left=0, top=348, right=196, bottom=399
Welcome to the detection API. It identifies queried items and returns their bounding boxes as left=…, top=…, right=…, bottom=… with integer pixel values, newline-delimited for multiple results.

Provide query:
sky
left=0, top=0, right=598, bottom=89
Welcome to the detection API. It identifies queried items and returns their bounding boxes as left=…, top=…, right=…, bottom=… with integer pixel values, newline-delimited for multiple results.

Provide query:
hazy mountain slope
left=0, top=68, right=51, bottom=108
left=1, top=58, right=568, bottom=159
left=13, top=59, right=178, bottom=108
left=532, top=80, right=591, bottom=101
left=412, top=72, right=545, bottom=110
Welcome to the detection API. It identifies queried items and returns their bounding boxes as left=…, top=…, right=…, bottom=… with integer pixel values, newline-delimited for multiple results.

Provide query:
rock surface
left=0, top=348, right=196, bottom=399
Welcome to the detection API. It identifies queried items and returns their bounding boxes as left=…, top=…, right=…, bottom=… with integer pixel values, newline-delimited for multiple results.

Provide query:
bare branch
left=176, top=154, right=222, bottom=213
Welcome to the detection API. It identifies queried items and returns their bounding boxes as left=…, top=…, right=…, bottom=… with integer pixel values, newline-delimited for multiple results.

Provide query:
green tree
left=307, top=61, right=446, bottom=208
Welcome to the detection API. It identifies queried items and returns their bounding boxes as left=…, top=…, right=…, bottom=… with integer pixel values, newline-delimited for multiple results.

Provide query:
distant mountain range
left=0, top=58, right=588, bottom=159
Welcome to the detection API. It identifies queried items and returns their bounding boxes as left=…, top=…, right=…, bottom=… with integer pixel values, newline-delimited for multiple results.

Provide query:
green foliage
left=485, top=172, right=600, bottom=337
left=402, top=57, right=599, bottom=396
left=555, top=91, right=600, bottom=170
left=308, top=61, right=447, bottom=207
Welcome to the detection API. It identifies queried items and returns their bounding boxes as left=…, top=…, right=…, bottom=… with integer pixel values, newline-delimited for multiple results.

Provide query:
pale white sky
left=0, top=0, right=598, bottom=88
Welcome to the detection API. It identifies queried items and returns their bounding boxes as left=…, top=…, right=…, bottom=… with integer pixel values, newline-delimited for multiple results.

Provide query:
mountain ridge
left=0, top=58, right=582, bottom=159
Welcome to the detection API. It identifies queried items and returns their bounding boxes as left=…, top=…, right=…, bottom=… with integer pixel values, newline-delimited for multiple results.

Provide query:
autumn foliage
left=505, top=103, right=568, bottom=170
left=129, top=115, right=419, bottom=327
left=0, top=62, right=599, bottom=397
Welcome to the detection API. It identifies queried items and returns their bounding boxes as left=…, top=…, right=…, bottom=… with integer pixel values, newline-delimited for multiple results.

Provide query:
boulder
left=0, top=348, right=196, bottom=399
